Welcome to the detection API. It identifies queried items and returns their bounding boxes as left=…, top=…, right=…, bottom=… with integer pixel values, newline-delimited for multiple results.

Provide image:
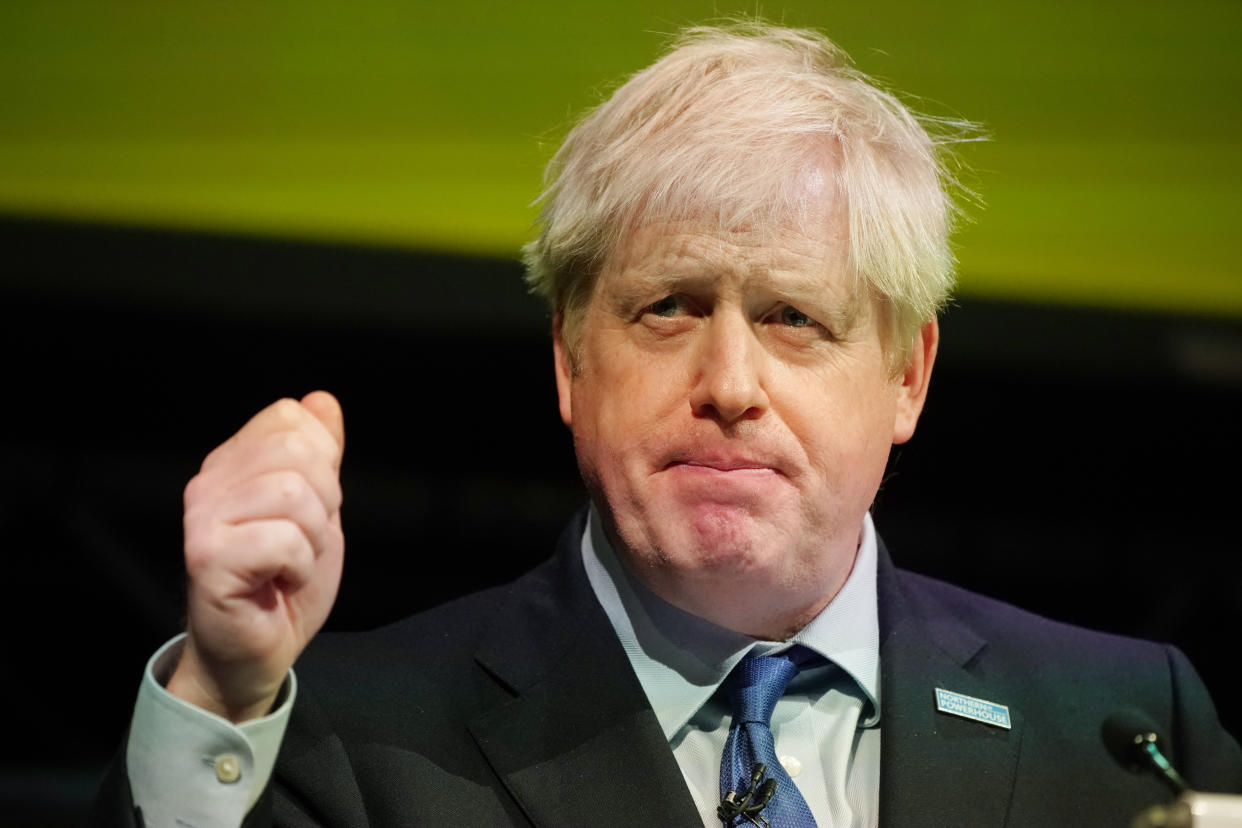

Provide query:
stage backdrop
left=1, top=0, right=1240, bottom=317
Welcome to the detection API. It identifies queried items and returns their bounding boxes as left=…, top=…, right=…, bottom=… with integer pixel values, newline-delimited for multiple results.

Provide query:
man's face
left=554, top=201, right=936, bottom=639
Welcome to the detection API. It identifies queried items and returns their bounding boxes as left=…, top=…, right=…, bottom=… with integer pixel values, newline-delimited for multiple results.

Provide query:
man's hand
left=167, top=391, right=345, bottom=723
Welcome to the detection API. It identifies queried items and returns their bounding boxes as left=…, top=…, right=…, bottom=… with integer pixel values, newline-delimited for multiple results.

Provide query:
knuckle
left=270, top=398, right=304, bottom=427
left=183, top=528, right=219, bottom=575
left=201, top=433, right=234, bottom=468
left=183, top=473, right=210, bottom=507
left=279, top=430, right=311, bottom=463
left=182, top=501, right=208, bottom=535
left=271, top=470, right=306, bottom=505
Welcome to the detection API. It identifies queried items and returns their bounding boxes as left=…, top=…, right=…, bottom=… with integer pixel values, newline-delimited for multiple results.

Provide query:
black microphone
left=752, top=777, right=777, bottom=810
left=718, top=763, right=778, bottom=827
left=1101, top=708, right=1191, bottom=795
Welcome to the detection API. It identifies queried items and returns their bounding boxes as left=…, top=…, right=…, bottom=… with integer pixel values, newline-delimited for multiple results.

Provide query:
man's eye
left=779, top=306, right=815, bottom=327
left=646, top=296, right=682, bottom=317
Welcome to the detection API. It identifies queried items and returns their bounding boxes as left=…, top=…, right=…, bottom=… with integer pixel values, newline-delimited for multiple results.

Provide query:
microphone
left=1101, top=708, right=1190, bottom=795
left=752, top=777, right=777, bottom=810
left=1104, top=709, right=1242, bottom=826
left=718, top=763, right=778, bottom=827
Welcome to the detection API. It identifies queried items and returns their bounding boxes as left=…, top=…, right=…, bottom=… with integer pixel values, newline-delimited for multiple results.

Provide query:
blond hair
left=523, top=21, right=978, bottom=371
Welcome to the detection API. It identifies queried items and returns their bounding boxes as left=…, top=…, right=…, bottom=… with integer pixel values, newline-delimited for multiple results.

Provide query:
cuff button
left=214, top=754, right=242, bottom=784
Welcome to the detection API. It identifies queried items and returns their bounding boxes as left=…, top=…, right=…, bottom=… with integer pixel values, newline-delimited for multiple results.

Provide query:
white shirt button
left=214, top=754, right=242, bottom=784
left=779, top=754, right=802, bottom=777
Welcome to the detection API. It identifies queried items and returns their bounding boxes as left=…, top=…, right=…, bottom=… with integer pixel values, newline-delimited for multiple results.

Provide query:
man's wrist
left=164, top=638, right=283, bottom=725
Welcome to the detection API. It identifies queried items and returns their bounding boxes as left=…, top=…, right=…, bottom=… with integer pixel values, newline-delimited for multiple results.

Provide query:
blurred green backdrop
left=2, top=0, right=1239, bottom=316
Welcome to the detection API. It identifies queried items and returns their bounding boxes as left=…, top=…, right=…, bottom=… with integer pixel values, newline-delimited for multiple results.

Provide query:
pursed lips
left=662, top=457, right=783, bottom=475
left=658, top=460, right=785, bottom=506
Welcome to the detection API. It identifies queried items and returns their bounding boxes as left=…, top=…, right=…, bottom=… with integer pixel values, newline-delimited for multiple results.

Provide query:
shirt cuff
left=125, top=634, right=296, bottom=828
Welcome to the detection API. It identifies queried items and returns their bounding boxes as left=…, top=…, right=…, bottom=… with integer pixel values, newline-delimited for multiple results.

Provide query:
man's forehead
left=601, top=214, right=851, bottom=298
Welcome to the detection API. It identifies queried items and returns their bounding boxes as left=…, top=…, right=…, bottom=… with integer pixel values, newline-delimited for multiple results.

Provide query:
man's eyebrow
left=763, top=271, right=865, bottom=331
left=607, top=269, right=717, bottom=307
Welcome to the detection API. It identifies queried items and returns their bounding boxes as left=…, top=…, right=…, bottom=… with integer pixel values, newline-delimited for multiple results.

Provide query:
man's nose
left=689, top=314, right=769, bottom=424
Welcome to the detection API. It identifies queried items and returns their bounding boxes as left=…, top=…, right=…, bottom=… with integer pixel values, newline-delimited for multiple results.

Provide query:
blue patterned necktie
left=718, top=646, right=820, bottom=828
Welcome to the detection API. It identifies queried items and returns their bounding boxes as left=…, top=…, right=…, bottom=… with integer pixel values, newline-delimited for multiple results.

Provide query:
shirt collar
left=581, top=505, right=882, bottom=740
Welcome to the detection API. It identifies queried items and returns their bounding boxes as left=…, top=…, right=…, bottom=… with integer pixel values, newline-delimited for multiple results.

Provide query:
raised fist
left=167, top=391, right=345, bottom=722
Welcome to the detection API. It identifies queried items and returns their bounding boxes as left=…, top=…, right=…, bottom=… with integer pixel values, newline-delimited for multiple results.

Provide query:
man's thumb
left=301, top=390, right=345, bottom=454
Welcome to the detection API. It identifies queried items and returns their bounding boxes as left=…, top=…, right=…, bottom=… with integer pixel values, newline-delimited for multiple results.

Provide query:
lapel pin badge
left=935, top=687, right=1012, bottom=729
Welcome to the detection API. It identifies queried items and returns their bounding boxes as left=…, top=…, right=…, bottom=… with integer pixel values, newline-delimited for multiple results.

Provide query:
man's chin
left=641, top=504, right=783, bottom=574
left=683, top=502, right=763, bottom=549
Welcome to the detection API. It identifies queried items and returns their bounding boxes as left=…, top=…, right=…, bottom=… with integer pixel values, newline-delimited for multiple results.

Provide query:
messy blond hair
left=523, top=21, right=978, bottom=371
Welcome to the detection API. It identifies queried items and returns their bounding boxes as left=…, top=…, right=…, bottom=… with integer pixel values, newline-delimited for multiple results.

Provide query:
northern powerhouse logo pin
left=935, top=688, right=1012, bottom=729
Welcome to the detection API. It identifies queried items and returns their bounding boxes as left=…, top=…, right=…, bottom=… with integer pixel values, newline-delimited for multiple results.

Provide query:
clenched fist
left=167, top=391, right=345, bottom=723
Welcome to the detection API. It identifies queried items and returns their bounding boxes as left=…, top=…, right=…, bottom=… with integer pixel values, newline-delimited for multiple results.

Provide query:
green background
left=3, top=0, right=1239, bottom=317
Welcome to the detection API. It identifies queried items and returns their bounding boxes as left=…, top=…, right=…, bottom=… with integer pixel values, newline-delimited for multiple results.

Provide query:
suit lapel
left=467, top=513, right=702, bottom=827
left=876, top=545, right=1023, bottom=827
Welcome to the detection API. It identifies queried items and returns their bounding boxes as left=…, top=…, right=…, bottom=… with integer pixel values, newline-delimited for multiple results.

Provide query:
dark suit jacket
left=96, top=510, right=1242, bottom=826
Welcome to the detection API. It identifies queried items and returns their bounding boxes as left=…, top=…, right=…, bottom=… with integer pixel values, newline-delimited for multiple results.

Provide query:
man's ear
left=552, top=315, right=573, bottom=427
left=892, top=318, right=939, bottom=445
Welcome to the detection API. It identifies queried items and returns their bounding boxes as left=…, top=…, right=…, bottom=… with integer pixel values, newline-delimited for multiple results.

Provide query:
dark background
left=3, top=216, right=1240, bottom=825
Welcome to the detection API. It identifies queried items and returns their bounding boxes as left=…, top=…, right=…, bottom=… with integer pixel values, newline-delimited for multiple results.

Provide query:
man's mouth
left=664, top=457, right=781, bottom=475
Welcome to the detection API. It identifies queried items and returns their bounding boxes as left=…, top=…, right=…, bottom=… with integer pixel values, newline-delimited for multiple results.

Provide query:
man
left=94, top=21, right=1241, bottom=827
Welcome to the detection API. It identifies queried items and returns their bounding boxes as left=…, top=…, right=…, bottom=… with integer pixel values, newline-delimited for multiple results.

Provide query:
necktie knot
left=725, top=653, right=800, bottom=726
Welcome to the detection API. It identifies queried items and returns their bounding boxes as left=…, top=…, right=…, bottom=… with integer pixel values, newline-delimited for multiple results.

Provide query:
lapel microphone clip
left=718, top=762, right=779, bottom=827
